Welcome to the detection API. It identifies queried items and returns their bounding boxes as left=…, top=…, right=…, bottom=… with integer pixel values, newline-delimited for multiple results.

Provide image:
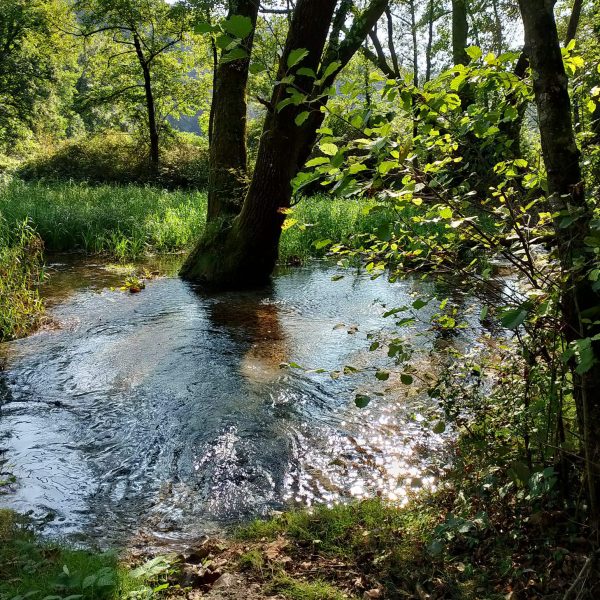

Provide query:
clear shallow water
left=0, top=259, right=483, bottom=548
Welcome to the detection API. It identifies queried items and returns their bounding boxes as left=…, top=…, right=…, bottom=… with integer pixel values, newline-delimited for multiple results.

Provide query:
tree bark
left=452, top=0, right=469, bottom=66
left=133, top=34, right=159, bottom=177
left=181, top=0, right=339, bottom=286
left=519, top=0, right=600, bottom=529
left=565, top=0, right=583, bottom=44
left=207, top=0, right=259, bottom=223
left=181, top=0, right=390, bottom=287
left=425, top=0, right=435, bottom=83
left=407, top=0, right=418, bottom=86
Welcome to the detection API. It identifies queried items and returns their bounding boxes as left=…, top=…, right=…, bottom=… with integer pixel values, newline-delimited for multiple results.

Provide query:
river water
left=0, top=258, right=485, bottom=548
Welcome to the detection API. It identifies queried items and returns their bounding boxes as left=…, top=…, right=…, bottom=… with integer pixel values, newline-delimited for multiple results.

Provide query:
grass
left=0, top=179, right=415, bottom=264
left=266, top=575, right=350, bottom=600
left=237, top=499, right=436, bottom=587
left=0, top=180, right=206, bottom=261
left=0, top=510, right=177, bottom=600
left=233, top=447, right=599, bottom=599
left=0, top=216, right=45, bottom=341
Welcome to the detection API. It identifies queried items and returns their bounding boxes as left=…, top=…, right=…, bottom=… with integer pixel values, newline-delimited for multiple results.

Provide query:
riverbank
left=3, top=442, right=596, bottom=600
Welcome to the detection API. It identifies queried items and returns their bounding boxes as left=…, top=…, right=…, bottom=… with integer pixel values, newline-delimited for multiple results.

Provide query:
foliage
left=0, top=216, right=45, bottom=341
left=0, top=0, right=79, bottom=154
left=74, top=0, right=205, bottom=156
left=0, top=510, right=178, bottom=600
left=18, top=132, right=210, bottom=189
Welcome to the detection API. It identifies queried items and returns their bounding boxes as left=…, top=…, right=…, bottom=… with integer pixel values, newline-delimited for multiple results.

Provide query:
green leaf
left=320, top=142, right=339, bottom=156
left=465, top=46, right=482, bottom=61
left=221, top=48, right=248, bottom=63
left=375, top=371, right=390, bottom=381
left=194, top=22, right=214, bottom=34
left=432, top=420, right=446, bottom=434
left=400, top=374, right=413, bottom=385
left=249, top=62, right=267, bottom=74
left=305, top=156, right=330, bottom=167
left=295, top=111, right=310, bottom=126
left=313, top=239, right=332, bottom=250
left=287, top=48, right=309, bottom=69
left=378, top=160, right=398, bottom=175
left=348, top=162, right=367, bottom=175
left=297, top=67, right=317, bottom=78
left=355, top=394, right=371, bottom=408
left=412, top=299, right=428, bottom=310
left=439, top=206, right=453, bottom=219
left=573, top=338, right=596, bottom=374
left=499, top=307, right=528, bottom=329
left=321, top=60, right=342, bottom=82
left=222, top=15, right=253, bottom=38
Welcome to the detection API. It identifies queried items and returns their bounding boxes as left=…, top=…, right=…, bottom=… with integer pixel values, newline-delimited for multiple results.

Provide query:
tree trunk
left=181, top=0, right=339, bottom=286
left=425, top=0, right=435, bottom=83
left=518, top=0, right=600, bottom=529
left=181, top=0, right=389, bottom=287
left=565, top=0, right=583, bottom=44
left=207, top=0, right=259, bottom=223
left=491, top=0, right=503, bottom=55
left=408, top=0, right=418, bottom=86
left=452, top=0, right=469, bottom=66
left=133, top=34, right=159, bottom=177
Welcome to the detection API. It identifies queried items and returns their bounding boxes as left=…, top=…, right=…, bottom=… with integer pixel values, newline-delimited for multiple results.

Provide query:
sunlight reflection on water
left=0, top=258, right=486, bottom=548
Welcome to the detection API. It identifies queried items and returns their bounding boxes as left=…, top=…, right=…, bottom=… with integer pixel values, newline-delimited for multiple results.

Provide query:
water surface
left=0, top=259, right=482, bottom=548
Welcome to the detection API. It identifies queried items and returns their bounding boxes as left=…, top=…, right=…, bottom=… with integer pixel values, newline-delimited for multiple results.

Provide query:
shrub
left=18, top=131, right=210, bottom=189
left=0, top=216, right=45, bottom=341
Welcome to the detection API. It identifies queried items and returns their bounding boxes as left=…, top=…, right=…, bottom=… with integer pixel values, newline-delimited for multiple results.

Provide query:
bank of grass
left=0, top=510, right=177, bottom=600
left=0, top=217, right=45, bottom=341
left=0, top=180, right=207, bottom=260
left=233, top=441, right=598, bottom=600
left=0, top=180, right=432, bottom=264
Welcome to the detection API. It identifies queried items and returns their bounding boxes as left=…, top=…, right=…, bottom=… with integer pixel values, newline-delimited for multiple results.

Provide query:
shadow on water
left=0, top=259, right=491, bottom=549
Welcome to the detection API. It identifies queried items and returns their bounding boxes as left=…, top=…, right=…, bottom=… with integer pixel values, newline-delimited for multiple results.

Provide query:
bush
left=18, top=131, right=210, bottom=189
left=0, top=216, right=45, bottom=341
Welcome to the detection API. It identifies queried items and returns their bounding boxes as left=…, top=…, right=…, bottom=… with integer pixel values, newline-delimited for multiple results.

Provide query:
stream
left=0, top=257, right=487, bottom=549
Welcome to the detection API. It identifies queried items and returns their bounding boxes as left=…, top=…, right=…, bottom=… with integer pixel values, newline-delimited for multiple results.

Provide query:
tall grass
left=0, top=180, right=207, bottom=260
left=0, top=216, right=45, bottom=341
left=0, top=181, right=402, bottom=263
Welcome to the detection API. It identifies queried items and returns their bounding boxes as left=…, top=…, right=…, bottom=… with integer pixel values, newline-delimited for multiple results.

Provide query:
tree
left=181, top=0, right=390, bottom=287
left=451, top=0, right=469, bottom=66
left=75, top=0, right=197, bottom=176
left=204, top=0, right=259, bottom=222
left=0, top=0, right=77, bottom=152
left=518, top=0, right=600, bottom=528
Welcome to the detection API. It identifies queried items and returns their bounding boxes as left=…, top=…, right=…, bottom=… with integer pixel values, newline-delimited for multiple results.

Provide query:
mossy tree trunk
left=181, top=0, right=389, bottom=288
left=206, top=0, right=259, bottom=223
left=519, top=0, right=600, bottom=529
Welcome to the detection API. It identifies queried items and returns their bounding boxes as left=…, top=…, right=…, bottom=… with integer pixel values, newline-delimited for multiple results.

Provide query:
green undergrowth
left=0, top=180, right=206, bottom=260
left=266, top=575, right=349, bottom=600
left=235, top=444, right=598, bottom=600
left=0, top=510, right=177, bottom=600
left=0, top=217, right=45, bottom=341
left=0, top=180, right=408, bottom=263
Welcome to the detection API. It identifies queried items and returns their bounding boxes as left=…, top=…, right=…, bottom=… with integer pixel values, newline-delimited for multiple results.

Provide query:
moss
left=238, top=549, right=265, bottom=571
left=267, top=574, right=350, bottom=600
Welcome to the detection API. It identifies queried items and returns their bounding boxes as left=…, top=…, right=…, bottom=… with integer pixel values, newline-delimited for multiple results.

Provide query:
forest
left=1, top=0, right=600, bottom=598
